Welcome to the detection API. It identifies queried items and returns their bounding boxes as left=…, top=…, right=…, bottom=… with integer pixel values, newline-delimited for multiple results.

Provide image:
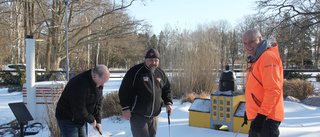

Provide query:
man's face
left=145, top=58, right=159, bottom=68
left=243, top=34, right=262, bottom=57
left=92, top=74, right=109, bottom=87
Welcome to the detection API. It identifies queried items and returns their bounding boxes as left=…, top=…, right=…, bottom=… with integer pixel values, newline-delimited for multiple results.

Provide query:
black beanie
left=145, top=49, right=160, bottom=59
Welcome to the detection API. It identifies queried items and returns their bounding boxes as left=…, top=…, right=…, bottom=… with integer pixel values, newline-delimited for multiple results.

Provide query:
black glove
left=243, top=112, right=248, bottom=125
left=250, top=113, right=267, bottom=133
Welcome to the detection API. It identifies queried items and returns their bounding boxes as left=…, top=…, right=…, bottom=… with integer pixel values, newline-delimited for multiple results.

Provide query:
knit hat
left=145, top=49, right=160, bottom=59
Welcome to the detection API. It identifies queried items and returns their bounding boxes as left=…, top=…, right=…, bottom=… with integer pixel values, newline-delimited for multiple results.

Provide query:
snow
left=189, top=98, right=210, bottom=113
left=0, top=88, right=22, bottom=125
left=1, top=79, right=320, bottom=137
left=234, top=102, right=246, bottom=117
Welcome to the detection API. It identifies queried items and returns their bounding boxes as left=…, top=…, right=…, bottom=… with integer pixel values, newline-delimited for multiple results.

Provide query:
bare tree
left=39, top=0, right=143, bottom=70
left=215, top=20, right=232, bottom=70
left=257, top=0, right=320, bottom=37
left=227, top=29, right=240, bottom=70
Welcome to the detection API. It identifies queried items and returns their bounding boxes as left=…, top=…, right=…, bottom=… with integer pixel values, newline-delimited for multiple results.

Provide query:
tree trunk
left=16, top=1, right=24, bottom=64
left=95, top=38, right=100, bottom=66
left=45, top=37, right=52, bottom=71
left=52, top=56, right=62, bottom=71
left=315, top=26, right=320, bottom=69
left=85, top=16, right=91, bottom=69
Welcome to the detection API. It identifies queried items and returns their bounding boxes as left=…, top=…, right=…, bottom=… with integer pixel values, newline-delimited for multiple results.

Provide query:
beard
left=149, top=64, right=157, bottom=74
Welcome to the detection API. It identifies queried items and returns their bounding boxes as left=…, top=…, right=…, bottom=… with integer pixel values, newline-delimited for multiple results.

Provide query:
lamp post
left=64, top=0, right=69, bottom=81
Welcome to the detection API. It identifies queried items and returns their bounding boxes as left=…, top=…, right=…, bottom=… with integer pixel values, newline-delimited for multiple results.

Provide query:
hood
left=248, top=40, right=274, bottom=63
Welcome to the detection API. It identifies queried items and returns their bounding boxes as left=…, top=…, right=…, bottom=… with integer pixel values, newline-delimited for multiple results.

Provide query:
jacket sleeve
left=161, top=74, right=173, bottom=105
left=118, top=68, right=135, bottom=110
left=258, top=52, right=282, bottom=116
left=94, top=87, right=103, bottom=124
left=70, top=82, right=95, bottom=124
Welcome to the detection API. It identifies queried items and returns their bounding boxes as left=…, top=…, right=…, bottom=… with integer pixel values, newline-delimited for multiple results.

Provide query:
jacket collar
left=86, top=69, right=98, bottom=87
left=248, top=40, right=273, bottom=63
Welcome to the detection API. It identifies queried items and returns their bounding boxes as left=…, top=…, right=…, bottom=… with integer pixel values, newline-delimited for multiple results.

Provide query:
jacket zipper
left=249, top=63, right=263, bottom=87
left=251, top=93, right=262, bottom=107
left=149, top=73, right=156, bottom=118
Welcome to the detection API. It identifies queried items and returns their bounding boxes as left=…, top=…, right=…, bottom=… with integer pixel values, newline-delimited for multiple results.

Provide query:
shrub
left=316, top=74, right=320, bottom=82
left=181, top=91, right=210, bottom=104
left=286, top=72, right=311, bottom=80
left=102, top=91, right=122, bottom=118
left=0, top=66, right=26, bottom=91
left=283, top=79, right=315, bottom=100
left=43, top=82, right=65, bottom=137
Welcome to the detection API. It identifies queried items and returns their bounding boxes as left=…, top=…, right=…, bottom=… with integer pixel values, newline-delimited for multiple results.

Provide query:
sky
left=1, top=78, right=320, bottom=137
left=127, top=0, right=258, bottom=34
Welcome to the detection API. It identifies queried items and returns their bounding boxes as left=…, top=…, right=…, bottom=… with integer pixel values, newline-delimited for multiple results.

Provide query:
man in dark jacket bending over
left=56, top=65, right=110, bottom=137
left=119, top=49, right=173, bottom=137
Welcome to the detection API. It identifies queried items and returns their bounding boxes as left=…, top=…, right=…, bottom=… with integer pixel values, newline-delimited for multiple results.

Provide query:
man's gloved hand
left=243, top=112, right=248, bottom=125
left=250, top=113, right=267, bottom=133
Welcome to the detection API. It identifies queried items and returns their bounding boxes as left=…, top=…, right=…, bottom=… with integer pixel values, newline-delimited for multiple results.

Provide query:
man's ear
left=259, top=36, right=263, bottom=42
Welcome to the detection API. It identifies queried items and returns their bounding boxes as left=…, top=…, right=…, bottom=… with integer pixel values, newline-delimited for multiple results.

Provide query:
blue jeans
left=57, top=119, right=88, bottom=137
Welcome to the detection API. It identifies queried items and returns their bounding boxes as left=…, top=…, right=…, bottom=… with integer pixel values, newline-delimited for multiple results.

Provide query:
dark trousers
left=249, top=119, right=281, bottom=137
left=57, top=119, right=88, bottom=137
left=130, top=114, right=159, bottom=137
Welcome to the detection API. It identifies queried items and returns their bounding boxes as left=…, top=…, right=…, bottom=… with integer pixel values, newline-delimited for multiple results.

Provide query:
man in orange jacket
left=243, top=29, right=284, bottom=137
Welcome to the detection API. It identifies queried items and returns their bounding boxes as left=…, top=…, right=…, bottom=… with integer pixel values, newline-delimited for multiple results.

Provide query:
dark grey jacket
left=55, top=70, right=103, bottom=124
left=119, top=63, right=172, bottom=117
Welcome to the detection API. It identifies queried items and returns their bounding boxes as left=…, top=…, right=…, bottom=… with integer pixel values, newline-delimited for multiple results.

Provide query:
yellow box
left=189, top=111, right=210, bottom=128
left=233, top=117, right=251, bottom=134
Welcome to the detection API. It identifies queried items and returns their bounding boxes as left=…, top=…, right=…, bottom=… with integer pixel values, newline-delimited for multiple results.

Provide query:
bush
left=102, top=91, right=122, bottom=118
left=181, top=91, right=210, bottom=104
left=43, top=82, right=65, bottom=137
left=283, top=79, right=315, bottom=100
left=316, top=74, right=320, bottom=82
left=286, top=72, right=311, bottom=80
left=0, top=70, right=25, bottom=91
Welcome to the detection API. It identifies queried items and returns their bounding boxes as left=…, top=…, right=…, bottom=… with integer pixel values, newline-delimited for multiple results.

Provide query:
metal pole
left=235, top=122, right=245, bottom=137
left=168, top=111, right=172, bottom=137
left=65, top=0, right=69, bottom=81
left=20, top=122, right=24, bottom=137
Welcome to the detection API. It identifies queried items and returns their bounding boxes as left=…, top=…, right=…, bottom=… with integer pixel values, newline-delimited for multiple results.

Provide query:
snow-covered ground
left=1, top=78, right=320, bottom=137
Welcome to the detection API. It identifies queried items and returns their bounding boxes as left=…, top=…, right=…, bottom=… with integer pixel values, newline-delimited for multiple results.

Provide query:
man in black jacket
left=119, top=49, right=173, bottom=137
left=56, top=65, right=110, bottom=137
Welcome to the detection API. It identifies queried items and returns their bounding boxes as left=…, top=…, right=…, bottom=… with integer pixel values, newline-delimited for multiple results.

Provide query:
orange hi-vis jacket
left=245, top=43, right=284, bottom=122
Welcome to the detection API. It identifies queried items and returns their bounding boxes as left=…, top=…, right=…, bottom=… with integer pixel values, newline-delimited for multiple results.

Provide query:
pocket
left=131, top=95, right=138, bottom=111
left=251, top=93, right=262, bottom=107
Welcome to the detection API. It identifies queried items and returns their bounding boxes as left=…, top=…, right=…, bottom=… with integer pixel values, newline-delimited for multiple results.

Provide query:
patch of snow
left=189, top=98, right=210, bottom=113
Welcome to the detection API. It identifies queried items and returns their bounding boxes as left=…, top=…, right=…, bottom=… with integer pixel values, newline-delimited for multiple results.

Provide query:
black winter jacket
left=55, top=70, right=103, bottom=124
left=119, top=63, right=172, bottom=117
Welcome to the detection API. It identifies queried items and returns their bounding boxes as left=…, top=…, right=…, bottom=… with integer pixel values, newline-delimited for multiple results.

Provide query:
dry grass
left=283, top=79, right=315, bottom=100
left=43, top=82, right=65, bottom=137
left=181, top=91, right=211, bottom=104
left=102, top=91, right=122, bottom=118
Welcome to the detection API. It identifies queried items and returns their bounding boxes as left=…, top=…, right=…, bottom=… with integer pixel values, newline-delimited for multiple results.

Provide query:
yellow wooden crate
left=233, top=117, right=251, bottom=134
left=189, top=111, right=210, bottom=128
